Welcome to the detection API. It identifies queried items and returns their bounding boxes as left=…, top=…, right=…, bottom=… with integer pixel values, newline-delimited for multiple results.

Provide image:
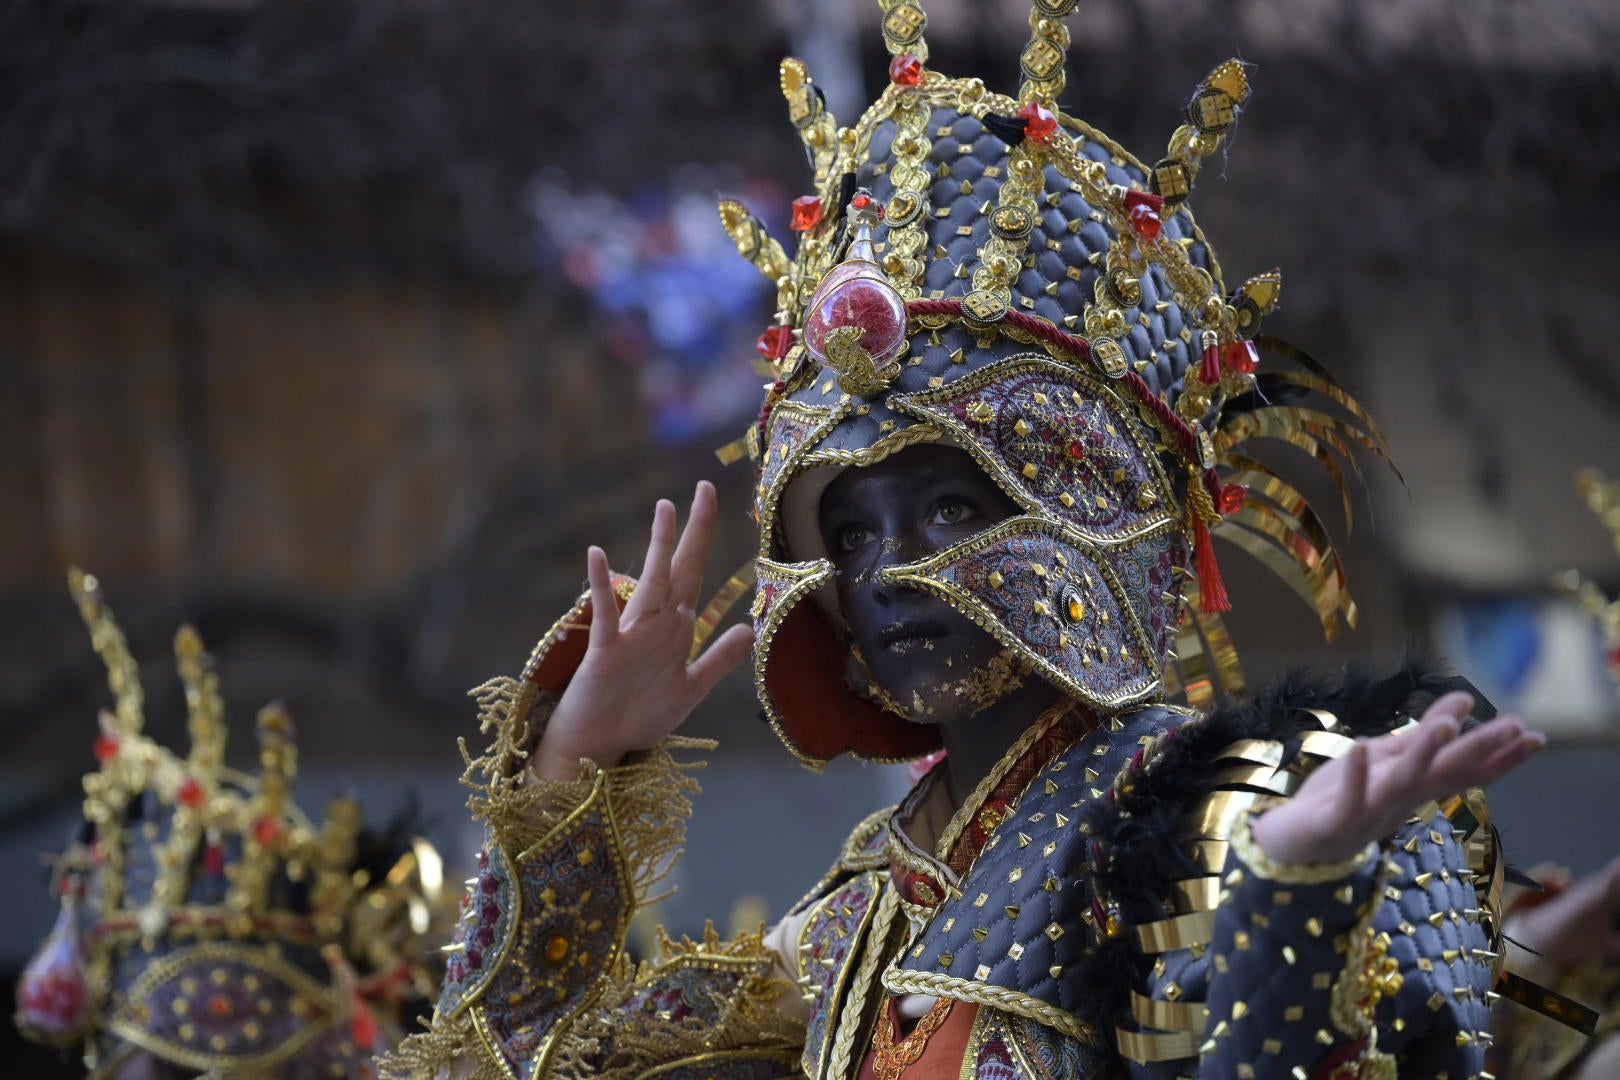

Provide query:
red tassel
left=1199, top=341, right=1221, bottom=385
left=1194, top=517, right=1231, bottom=613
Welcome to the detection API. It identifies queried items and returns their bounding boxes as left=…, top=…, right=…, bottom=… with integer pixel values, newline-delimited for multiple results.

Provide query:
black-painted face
left=818, top=444, right=1028, bottom=725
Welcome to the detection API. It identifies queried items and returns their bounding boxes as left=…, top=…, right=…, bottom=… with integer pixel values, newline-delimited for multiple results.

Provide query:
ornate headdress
left=1555, top=468, right=1620, bottom=689
left=15, top=570, right=446, bottom=1078
left=717, top=0, right=1391, bottom=766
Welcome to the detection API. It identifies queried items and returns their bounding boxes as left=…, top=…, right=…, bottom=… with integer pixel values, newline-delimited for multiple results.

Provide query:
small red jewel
left=1606, top=646, right=1620, bottom=669
left=888, top=53, right=923, bottom=87
left=1017, top=102, right=1058, bottom=142
left=203, top=843, right=225, bottom=876
left=1066, top=440, right=1085, bottom=460
left=1128, top=203, right=1162, bottom=240
left=1220, top=340, right=1259, bottom=374
left=790, top=196, right=823, bottom=232
left=93, top=734, right=120, bottom=762
left=1219, top=483, right=1249, bottom=516
left=252, top=816, right=281, bottom=846
left=177, top=777, right=206, bottom=809
left=848, top=191, right=884, bottom=218
left=208, top=995, right=233, bottom=1019
left=755, top=325, right=792, bottom=361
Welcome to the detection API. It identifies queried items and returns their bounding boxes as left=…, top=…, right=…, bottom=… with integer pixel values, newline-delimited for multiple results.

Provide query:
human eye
left=927, top=497, right=976, bottom=527
left=835, top=523, right=875, bottom=553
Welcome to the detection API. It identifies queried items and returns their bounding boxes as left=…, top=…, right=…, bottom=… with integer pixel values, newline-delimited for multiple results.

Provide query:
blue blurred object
left=1458, top=597, right=1542, bottom=697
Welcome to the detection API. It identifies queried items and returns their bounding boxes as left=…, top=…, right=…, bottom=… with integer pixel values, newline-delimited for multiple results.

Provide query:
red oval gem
left=1017, top=102, right=1058, bottom=142
left=177, top=777, right=206, bottom=809
left=789, top=196, right=823, bottom=232
left=252, top=816, right=281, bottom=846
left=888, top=53, right=923, bottom=87
left=92, top=734, right=120, bottom=763
left=208, top=994, right=233, bottom=1018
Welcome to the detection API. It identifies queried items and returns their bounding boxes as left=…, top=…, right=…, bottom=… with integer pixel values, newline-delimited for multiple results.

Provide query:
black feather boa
left=1070, top=660, right=1490, bottom=1041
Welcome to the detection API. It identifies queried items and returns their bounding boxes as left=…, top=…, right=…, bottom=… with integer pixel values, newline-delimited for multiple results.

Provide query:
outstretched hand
left=528, top=481, right=755, bottom=782
left=1510, top=856, right=1620, bottom=967
left=1250, top=691, right=1546, bottom=866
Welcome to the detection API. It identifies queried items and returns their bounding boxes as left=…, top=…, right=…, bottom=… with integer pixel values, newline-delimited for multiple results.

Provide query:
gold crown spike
left=69, top=568, right=143, bottom=741
left=1152, top=59, right=1252, bottom=210
left=1554, top=469, right=1620, bottom=688
left=174, top=624, right=225, bottom=772
left=780, top=57, right=839, bottom=182
left=718, top=199, right=791, bottom=286
left=877, top=0, right=930, bottom=62
left=1018, top=0, right=1079, bottom=106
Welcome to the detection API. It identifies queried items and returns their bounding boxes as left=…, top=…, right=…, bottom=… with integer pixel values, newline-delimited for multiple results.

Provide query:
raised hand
left=1510, top=855, right=1620, bottom=967
left=528, top=481, right=755, bottom=782
left=1250, top=691, right=1546, bottom=866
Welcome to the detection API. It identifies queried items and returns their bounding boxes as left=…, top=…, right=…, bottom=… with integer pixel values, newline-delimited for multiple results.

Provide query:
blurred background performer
left=379, top=3, right=1597, bottom=1078
left=14, top=572, right=447, bottom=1078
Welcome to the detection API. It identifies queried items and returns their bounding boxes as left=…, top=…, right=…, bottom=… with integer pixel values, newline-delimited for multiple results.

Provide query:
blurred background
left=2, top=0, right=1619, bottom=1070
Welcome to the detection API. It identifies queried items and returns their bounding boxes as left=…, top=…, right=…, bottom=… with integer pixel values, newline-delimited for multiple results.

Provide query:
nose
left=866, top=535, right=932, bottom=604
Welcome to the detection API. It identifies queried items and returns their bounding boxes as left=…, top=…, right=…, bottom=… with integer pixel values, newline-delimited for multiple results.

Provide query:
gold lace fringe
left=548, top=924, right=804, bottom=1080
left=378, top=678, right=720, bottom=1079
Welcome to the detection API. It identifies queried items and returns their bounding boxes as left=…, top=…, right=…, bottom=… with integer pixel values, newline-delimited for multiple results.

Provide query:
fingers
left=1363, top=691, right=1473, bottom=760
left=686, top=622, right=755, bottom=701
left=585, top=546, right=619, bottom=647
left=1380, top=709, right=1456, bottom=800
left=668, top=481, right=718, bottom=614
left=623, top=499, right=677, bottom=621
left=1333, top=742, right=1370, bottom=823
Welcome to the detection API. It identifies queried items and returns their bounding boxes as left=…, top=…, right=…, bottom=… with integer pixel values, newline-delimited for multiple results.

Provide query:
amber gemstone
left=1018, top=101, right=1058, bottom=142
left=1067, top=596, right=1085, bottom=622
left=790, top=196, right=823, bottom=232
left=177, top=777, right=206, bottom=809
left=92, top=734, right=120, bottom=762
left=545, top=934, right=570, bottom=963
left=1219, top=483, right=1249, bottom=516
left=888, top=53, right=923, bottom=86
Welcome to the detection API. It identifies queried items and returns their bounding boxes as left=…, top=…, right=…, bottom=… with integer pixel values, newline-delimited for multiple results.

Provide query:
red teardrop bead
left=1219, top=483, right=1249, bottom=516
left=177, top=777, right=206, bottom=809
left=790, top=196, right=823, bottom=232
left=1128, top=203, right=1162, bottom=240
left=203, top=843, right=226, bottom=876
left=1017, top=102, right=1058, bottom=142
left=252, top=816, right=281, bottom=846
left=888, top=53, right=923, bottom=87
left=1220, top=340, right=1259, bottom=374
left=756, top=325, right=792, bottom=361
left=92, top=734, right=120, bottom=763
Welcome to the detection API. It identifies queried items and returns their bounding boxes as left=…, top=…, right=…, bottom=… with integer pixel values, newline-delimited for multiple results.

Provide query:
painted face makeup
left=818, top=444, right=1030, bottom=725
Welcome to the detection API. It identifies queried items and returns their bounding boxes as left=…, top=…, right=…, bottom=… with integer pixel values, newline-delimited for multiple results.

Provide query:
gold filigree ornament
left=1553, top=467, right=1620, bottom=690
left=14, top=570, right=449, bottom=1076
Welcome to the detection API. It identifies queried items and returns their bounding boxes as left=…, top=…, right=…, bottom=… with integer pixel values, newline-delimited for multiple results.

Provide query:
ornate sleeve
left=377, top=582, right=806, bottom=1080
left=1111, top=721, right=1504, bottom=1079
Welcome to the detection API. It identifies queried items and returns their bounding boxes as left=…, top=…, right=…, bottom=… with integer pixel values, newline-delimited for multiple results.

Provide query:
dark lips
left=878, top=620, right=950, bottom=649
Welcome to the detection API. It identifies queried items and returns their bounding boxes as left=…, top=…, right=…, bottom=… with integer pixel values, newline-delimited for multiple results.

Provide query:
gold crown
left=16, top=569, right=445, bottom=1072
left=1554, top=469, right=1620, bottom=688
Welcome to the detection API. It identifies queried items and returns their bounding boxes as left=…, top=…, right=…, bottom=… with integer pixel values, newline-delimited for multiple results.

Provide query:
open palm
left=1251, top=691, right=1546, bottom=866
left=529, top=481, right=754, bottom=782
